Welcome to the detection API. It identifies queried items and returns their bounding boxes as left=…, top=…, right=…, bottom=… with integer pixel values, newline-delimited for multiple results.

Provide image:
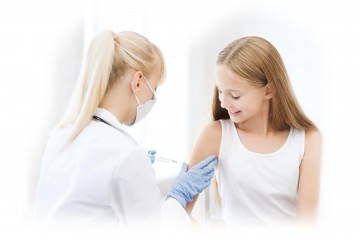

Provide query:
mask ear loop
left=143, top=77, right=156, bottom=95
left=134, top=76, right=155, bottom=106
left=134, top=94, right=141, bottom=106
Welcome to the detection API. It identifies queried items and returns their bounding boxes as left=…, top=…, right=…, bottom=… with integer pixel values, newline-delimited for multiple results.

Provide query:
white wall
left=1, top=0, right=360, bottom=239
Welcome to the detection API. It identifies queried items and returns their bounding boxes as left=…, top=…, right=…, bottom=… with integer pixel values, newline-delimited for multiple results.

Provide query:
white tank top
left=215, top=119, right=305, bottom=226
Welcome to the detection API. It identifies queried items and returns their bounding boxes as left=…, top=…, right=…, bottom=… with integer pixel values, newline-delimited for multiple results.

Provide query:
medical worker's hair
left=213, top=36, right=316, bottom=130
left=56, top=30, right=166, bottom=143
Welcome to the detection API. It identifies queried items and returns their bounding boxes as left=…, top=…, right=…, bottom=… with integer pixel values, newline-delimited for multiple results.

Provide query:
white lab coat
left=33, top=108, right=189, bottom=227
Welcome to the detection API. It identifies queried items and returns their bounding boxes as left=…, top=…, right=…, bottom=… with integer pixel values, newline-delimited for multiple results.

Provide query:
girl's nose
left=220, top=94, right=231, bottom=109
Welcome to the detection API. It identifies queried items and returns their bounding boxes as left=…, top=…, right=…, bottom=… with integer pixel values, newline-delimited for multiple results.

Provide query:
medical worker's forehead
left=215, top=65, right=251, bottom=92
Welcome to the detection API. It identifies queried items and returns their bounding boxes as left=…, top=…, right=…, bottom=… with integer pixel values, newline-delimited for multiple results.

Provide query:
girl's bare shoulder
left=188, top=120, right=222, bottom=169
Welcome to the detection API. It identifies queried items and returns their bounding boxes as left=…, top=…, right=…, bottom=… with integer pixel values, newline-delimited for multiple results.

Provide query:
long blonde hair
left=213, top=36, right=316, bottom=131
left=56, top=30, right=166, bottom=143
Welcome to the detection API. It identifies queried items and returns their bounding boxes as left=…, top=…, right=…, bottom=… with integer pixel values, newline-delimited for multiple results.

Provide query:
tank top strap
left=288, top=127, right=306, bottom=164
left=219, top=119, right=234, bottom=160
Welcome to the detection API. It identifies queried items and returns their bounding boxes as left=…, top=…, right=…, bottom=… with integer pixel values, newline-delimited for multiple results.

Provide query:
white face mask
left=127, top=77, right=157, bottom=126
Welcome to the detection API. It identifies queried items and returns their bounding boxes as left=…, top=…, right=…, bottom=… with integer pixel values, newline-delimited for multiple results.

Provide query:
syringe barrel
left=155, top=156, right=178, bottom=164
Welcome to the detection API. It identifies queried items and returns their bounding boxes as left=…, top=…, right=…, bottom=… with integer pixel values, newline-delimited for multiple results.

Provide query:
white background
left=1, top=0, right=360, bottom=239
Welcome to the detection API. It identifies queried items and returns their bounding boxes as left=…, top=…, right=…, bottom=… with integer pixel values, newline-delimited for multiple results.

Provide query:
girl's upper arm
left=188, top=121, right=222, bottom=169
left=297, top=129, right=322, bottom=221
left=185, top=121, right=222, bottom=215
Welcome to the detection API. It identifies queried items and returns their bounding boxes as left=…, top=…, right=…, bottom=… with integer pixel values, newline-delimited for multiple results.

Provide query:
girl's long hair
left=55, top=30, right=166, bottom=143
left=213, top=36, right=316, bottom=131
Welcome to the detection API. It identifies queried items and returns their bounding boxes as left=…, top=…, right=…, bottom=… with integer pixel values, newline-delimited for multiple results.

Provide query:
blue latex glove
left=148, top=150, right=156, bottom=164
left=167, top=155, right=217, bottom=208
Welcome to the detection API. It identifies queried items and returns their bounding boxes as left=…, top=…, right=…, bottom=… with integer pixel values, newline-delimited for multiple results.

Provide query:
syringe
left=154, top=155, right=178, bottom=164
left=148, top=151, right=178, bottom=164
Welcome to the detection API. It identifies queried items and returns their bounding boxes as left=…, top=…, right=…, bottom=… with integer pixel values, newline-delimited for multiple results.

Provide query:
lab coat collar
left=93, top=108, right=139, bottom=145
left=94, top=108, right=126, bottom=132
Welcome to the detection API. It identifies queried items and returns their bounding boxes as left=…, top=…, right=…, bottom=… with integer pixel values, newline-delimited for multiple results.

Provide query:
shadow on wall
left=187, top=11, right=325, bottom=223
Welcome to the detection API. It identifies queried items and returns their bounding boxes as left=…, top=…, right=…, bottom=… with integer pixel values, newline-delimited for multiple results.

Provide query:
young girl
left=33, top=30, right=216, bottom=227
left=186, top=36, right=322, bottom=226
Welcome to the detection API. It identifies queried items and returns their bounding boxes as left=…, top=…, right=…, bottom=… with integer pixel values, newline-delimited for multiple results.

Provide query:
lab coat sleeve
left=162, top=197, right=191, bottom=228
left=109, top=147, right=162, bottom=227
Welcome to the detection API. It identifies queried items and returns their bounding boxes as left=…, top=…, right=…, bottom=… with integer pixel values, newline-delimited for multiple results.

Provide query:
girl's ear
left=264, top=83, right=276, bottom=99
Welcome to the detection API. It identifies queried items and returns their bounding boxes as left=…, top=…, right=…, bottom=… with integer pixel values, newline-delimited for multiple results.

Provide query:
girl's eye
left=232, top=95, right=240, bottom=100
left=218, top=90, right=223, bottom=95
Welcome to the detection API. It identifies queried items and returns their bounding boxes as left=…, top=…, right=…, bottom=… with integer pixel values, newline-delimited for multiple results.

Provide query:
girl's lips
left=229, top=111, right=241, bottom=116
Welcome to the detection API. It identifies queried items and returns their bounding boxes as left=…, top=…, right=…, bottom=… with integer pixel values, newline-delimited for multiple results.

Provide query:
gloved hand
left=148, top=150, right=156, bottom=164
left=167, top=155, right=217, bottom=208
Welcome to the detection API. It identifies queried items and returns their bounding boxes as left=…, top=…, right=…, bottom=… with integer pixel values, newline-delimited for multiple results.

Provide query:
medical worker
left=33, top=30, right=216, bottom=227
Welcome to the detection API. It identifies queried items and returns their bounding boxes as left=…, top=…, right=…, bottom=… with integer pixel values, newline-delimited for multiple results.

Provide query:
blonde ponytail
left=55, top=30, right=165, bottom=143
